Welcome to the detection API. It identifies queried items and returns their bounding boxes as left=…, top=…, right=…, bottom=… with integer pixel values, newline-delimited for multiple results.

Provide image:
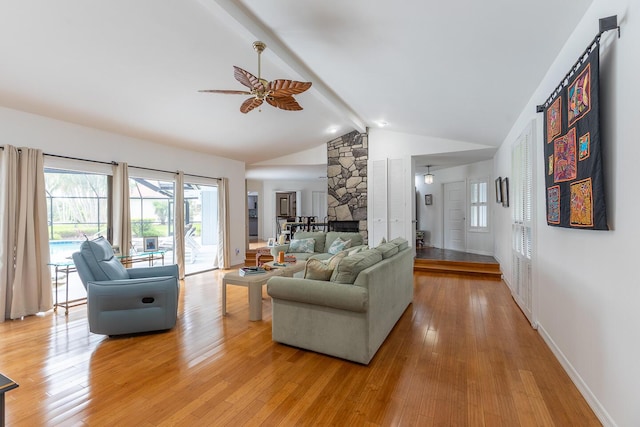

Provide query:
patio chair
left=184, top=226, right=201, bottom=263
left=72, top=236, right=180, bottom=335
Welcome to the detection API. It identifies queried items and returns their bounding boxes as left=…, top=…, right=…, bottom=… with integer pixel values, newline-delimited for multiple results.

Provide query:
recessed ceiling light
left=327, top=126, right=339, bottom=134
left=374, top=120, right=388, bottom=128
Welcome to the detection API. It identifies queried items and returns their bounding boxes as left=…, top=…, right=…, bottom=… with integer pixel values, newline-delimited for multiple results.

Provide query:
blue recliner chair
left=72, top=236, right=180, bottom=335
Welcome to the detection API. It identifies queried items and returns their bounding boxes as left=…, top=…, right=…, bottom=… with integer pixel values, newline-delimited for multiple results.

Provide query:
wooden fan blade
left=269, top=80, right=312, bottom=97
left=240, top=97, right=263, bottom=114
left=198, top=89, right=252, bottom=95
left=266, top=95, right=303, bottom=111
left=234, top=66, right=264, bottom=91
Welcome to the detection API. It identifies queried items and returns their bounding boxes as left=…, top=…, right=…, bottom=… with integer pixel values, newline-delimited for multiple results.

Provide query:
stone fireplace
left=328, top=220, right=360, bottom=232
left=327, top=130, right=368, bottom=242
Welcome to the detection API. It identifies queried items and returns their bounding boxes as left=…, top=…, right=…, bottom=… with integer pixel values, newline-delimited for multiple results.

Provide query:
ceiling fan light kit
left=199, top=41, right=312, bottom=113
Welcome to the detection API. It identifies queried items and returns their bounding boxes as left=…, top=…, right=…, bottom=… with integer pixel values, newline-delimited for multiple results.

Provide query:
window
left=512, top=132, right=532, bottom=260
left=469, top=179, right=488, bottom=230
left=45, top=168, right=109, bottom=262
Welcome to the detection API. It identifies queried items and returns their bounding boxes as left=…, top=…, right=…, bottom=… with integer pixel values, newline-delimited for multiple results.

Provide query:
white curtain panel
left=112, top=162, right=131, bottom=257
left=174, top=171, right=185, bottom=279
left=217, top=177, right=230, bottom=269
left=0, top=145, right=53, bottom=320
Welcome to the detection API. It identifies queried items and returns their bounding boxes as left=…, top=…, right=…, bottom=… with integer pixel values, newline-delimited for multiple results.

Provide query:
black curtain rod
left=536, top=15, right=620, bottom=113
left=2, top=147, right=221, bottom=181
left=45, top=152, right=114, bottom=166
left=128, top=164, right=221, bottom=181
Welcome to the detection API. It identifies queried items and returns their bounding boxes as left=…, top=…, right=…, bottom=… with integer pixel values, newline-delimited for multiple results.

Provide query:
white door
left=443, top=181, right=466, bottom=251
left=370, top=159, right=388, bottom=245
left=387, top=159, right=406, bottom=239
left=311, top=191, right=327, bottom=222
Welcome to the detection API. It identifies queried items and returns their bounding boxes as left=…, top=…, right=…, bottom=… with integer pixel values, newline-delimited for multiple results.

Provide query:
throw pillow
left=330, top=249, right=383, bottom=284
left=390, top=237, right=409, bottom=251
left=327, top=237, right=352, bottom=255
left=288, top=238, right=316, bottom=253
left=303, top=252, right=346, bottom=280
left=375, top=242, right=399, bottom=259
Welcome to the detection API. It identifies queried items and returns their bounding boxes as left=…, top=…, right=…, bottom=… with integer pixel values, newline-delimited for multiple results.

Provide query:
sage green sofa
left=269, top=231, right=364, bottom=261
left=266, top=238, right=413, bottom=364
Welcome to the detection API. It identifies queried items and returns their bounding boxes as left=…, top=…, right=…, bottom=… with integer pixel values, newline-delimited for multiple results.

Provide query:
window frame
left=468, top=177, right=490, bottom=232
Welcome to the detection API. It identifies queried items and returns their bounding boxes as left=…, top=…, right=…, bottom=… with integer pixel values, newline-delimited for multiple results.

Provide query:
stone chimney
left=327, top=130, right=368, bottom=242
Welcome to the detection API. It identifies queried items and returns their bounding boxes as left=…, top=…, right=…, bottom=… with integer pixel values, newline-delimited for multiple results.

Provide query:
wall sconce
left=424, top=165, right=434, bottom=184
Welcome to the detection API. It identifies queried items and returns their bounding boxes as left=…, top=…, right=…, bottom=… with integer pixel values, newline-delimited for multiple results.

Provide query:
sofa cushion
left=347, top=245, right=367, bottom=256
left=292, top=231, right=326, bottom=253
left=288, top=238, right=316, bottom=254
left=375, top=242, right=399, bottom=259
left=325, top=232, right=363, bottom=253
left=80, top=237, right=129, bottom=281
left=330, top=249, right=383, bottom=284
left=304, top=252, right=346, bottom=281
left=390, top=237, right=409, bottom=251
left=327, top=237, right=352, bottom=255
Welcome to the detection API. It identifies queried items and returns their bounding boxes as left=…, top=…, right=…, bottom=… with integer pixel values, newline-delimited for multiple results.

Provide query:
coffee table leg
left=248, top=282, right=263, bottom=321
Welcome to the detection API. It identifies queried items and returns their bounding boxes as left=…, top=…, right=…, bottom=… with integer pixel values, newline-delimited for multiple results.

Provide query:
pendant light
left=424, top=165, right=434, bottom=184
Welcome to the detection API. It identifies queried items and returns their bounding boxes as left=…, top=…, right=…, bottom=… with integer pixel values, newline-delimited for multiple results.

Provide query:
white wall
left=494, top=0, right=639, bottom=425
left=260, top=179, right=327, bottom=240
left=369, top=128, right=495, bottom=159
left=0, top=106, right=248, bottom=267
left=415, top=160, right=494, bottom=254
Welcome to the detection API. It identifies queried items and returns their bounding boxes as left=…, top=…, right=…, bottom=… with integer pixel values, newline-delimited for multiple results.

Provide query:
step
left=245, top=250, right=257, bottom=265
left=245, top=250, right=273, bottom=266
left=413, top=258, right=502, bottom=278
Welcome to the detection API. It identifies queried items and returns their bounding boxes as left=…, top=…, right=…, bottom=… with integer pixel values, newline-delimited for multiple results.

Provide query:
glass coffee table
left=0, top=373, right=18, bottom=426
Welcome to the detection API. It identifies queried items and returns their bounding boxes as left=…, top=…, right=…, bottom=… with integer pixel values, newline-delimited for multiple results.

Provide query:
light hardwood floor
left=0, top=270, right=600, bottom=426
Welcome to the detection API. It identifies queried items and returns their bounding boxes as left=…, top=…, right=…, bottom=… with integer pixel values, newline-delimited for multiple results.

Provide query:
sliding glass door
left=45, top=162, right=221, bottom=278
left=184, top=181, right=219, bottom=275
left=45, top=166, right=110, bottom=303
left=128, top=176, right=175, bottom=265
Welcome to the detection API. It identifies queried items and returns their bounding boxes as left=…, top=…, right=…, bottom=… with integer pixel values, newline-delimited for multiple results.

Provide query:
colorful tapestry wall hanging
left=546, top=97, right=562, bottom=143
left=553, top=127, right=577, bottom=183
left=542, top=45, right=608, bottom=230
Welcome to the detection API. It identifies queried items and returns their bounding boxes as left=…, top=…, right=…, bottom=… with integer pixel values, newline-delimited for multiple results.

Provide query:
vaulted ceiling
left=0, top=0, right=593, bottom=175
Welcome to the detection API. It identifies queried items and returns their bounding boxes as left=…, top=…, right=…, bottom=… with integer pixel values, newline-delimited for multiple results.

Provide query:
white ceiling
left=0, top=0, right=593, bottom=179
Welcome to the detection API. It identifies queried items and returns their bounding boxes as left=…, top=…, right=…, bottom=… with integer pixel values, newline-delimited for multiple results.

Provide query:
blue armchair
left=72, top=237, right=180, bottom=335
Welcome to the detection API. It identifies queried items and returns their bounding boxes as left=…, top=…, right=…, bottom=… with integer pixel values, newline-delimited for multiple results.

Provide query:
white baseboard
left=537, top=324, right=617, bottom=427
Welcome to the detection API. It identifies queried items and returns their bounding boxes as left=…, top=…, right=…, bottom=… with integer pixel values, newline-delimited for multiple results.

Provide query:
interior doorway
left=248, top=192, right=258, bottom=239
left=275, top=191, right=297, bottom=219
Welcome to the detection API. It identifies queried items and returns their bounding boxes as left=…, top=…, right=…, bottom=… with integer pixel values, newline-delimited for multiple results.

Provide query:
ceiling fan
left=199, top=41, right=312, bottom=114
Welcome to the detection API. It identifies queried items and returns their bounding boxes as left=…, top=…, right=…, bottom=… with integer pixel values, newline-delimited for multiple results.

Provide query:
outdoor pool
left=49, top=240, right=83, bottom=263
